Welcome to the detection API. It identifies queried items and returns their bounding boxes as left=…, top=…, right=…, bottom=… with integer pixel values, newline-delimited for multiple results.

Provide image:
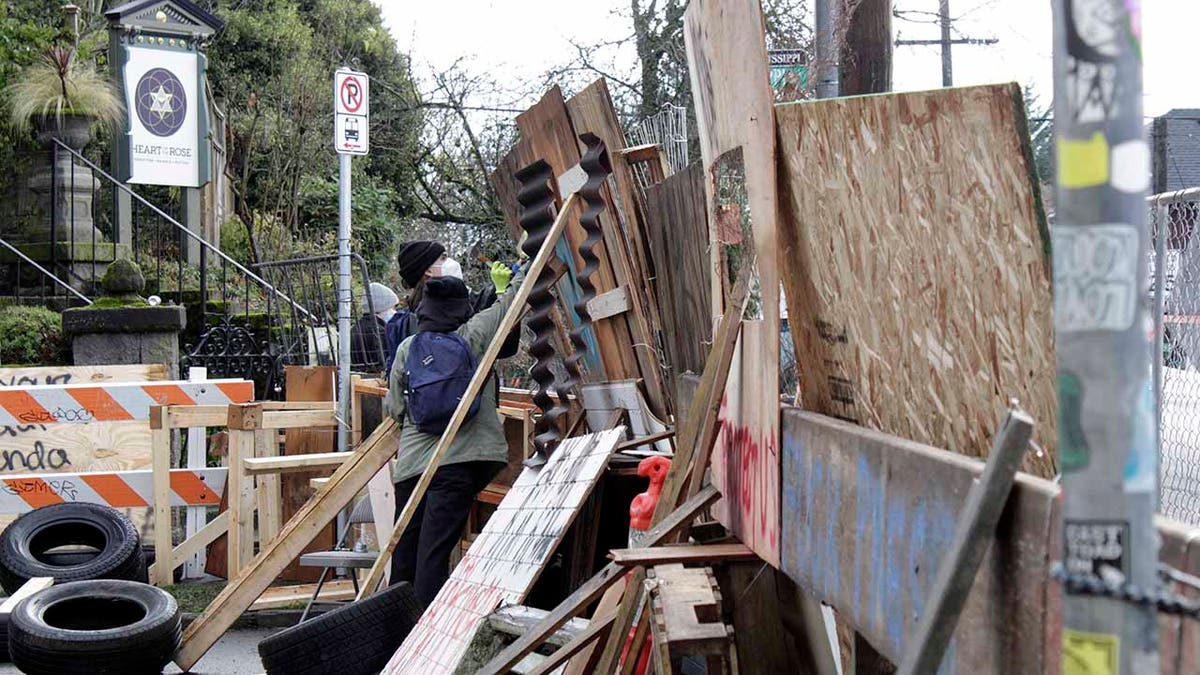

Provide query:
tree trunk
left=839, top=0, right=892, bottom=95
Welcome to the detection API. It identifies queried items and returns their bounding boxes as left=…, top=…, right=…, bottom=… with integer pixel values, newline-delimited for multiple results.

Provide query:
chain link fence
left=1152, top=188, right=1200, bottom=524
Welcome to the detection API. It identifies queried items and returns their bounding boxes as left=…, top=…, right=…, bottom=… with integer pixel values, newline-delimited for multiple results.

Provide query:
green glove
left=490, top=260, right=513, bottom=293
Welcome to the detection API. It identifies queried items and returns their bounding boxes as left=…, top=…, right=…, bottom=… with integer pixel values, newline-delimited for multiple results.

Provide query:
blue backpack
left=403, top=332, right=481, bottom=434
left=383, top=309, right=412, bottom=377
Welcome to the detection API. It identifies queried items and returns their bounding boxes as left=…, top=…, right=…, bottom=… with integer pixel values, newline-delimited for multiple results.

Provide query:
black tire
left=8, top=579, right=180, bottom=675
left=0, top=613, right=9, bottom=662
left=0, top=503, right=144, bottom=593
left=258, top=581, right=424, bottom=675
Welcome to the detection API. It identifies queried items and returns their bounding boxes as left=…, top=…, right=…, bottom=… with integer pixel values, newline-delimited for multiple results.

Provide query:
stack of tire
left=0, top=503, right=180, bottom=675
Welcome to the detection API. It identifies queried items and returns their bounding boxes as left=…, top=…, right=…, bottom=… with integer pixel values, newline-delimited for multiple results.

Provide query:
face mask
left=378, top=307, right=396, bottom=323
left=439, top=257, right=464, bottom=280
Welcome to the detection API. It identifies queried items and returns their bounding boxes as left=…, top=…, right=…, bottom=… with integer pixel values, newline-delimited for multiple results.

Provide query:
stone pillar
left=60, top=259, right=185, bottom=378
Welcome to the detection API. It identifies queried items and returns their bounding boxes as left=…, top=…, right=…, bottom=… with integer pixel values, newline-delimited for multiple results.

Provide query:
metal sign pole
left=333, top=67, right=368, bottom=455
left=1052, top=1, right=1158, bottom=672
left=337, top=151, right=352, bottom=454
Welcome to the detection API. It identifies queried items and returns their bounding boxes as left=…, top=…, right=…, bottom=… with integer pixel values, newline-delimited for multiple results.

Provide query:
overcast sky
left=378, top=0, right=1197, bottom=118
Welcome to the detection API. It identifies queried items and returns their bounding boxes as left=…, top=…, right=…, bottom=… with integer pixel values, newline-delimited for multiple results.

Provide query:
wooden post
left=255, top=427, right=282, bottom=547
left=149, top=406, right=173, bottom=587
left=356, top=193, right=579, bottom=599
left=226, top=402, right=263, bottom=577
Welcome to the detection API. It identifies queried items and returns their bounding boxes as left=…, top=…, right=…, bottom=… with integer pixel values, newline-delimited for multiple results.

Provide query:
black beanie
left=416, top=277, right=472, bottom=332
left=397, top=240, right=445, bottom=288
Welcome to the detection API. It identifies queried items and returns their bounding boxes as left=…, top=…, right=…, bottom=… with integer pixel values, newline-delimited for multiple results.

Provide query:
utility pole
left=840, top=0, right=892, bottom=95
left=814, top=0, right=842, bottom=98
left=1052, top=0, right=1159, bottom=672
left=894, top=0, right=997, bottom=86
left=938, top=0, right=952, bottom=86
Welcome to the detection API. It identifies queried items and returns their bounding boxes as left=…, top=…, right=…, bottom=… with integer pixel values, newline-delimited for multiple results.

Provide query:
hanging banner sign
left=123, top=46, right=202, bottom=187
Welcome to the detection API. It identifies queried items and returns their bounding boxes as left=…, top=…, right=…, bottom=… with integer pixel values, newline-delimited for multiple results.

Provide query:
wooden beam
left=147, top=511, right=229, bottom=581
left=476, top=484, right=721, bottom=675
left=255, top=428, right=282, bottom=546
left=587, top=286, right=632, bottom=321
left=150, top=406, right=173, bottom=587
left=165, top=405, right=228, bottom=429
left=354, top=378, right=389, bottom=397
left=357, top=193, right=580, bottom=599
left=615, top=430, right=675, bottom=452
left=609, top=544, right=758, bottom=566
left=618, top=594, right=652, bottom=675
left=527, top=611, right=618, bottom=675
left=175, top=418, right=400, bottom=671
left=248, top=579, right=357, bottom=611
left=261, top=408, right=337, bottom=429
left=243, top=452, right=351, bottom=475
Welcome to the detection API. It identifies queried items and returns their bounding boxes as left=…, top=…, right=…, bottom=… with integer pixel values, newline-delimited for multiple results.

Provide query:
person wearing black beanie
left=397, top=240, right=446, bottom=289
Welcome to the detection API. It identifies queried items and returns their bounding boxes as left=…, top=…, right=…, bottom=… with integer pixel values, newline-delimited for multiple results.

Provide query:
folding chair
left=298, top=496, right=378, bottom=621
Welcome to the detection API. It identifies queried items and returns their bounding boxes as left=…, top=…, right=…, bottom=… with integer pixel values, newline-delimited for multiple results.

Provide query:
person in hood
left=385, top=240, right=519, bottom=375
left=349, top=282, right=399, bottom=373
left=383, top=268, right=526, bottom=605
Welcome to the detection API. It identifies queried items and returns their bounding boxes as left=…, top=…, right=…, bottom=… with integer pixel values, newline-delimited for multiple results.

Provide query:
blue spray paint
left=825, top=465, right=841, bottom=597
left=854, top=455, right=872, bottom=611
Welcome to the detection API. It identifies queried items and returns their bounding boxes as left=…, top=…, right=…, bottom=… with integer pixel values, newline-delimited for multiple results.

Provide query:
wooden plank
left=565, top=79, right=670, bottom=417
left=254, top=428, right=282, bottom=547
left=249, top=579, right=357, bottom=610
left=609, top=543, right=757, bottom=566
left=684, top=0, right=782, bottom=566
left=593, top=567, right=648, bottom=675
left=261, top=408, right=337, bottom=430
left=150, top=407, right=172, bottom=587
left=367, top=466, right=395, bottom=585
left=358, top=193, right=579, bottom=600
left=175, top=418, right=400, bottom=671
left=528, top=611, right=618, bottom=675
left=148, top=511, right=229, bottom=580
left=280, top=366, right=337, bottom=582
left=165, top=405, right=228, bottom=429
left=382, top=429, right=623, bottom=674
left=618, top=594, right=652, bottom=675
left=776, top=405, right=1056, bottom=670
left=643, top=163, right=712, bottom=381
left=243, top=452, right=351, bottom=475
left=587, top=286, right=631, bottom=321
left=774, top=85, right=1056, bottom=477
left=476, top=485, right=721, bottom=675
left=234, top=430, right=256, bottom=573
left=517, top=86, right=637, bottom=381
left=898, top=410, right=1034, bottom=674
left=647, top=564, right=727, bottom=651
left=353, top=377, right=388, bottom=398
left=0, top=576, right=53, bottom=615
left=0, top=364, right=168, bottom=385
left=566, top=575, right=628, bottom=675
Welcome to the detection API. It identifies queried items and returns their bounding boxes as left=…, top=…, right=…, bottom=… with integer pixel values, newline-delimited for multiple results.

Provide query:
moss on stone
left=88, top=295, right=150, bottom=309
left=100, top=259, right=145, bottom=295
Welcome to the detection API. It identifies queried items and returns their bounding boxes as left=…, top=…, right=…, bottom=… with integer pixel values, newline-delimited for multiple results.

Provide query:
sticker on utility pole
left=1064, top=520, right=1128, bottom=578
left=1063, top=630, right=1118, bottom=675
left=334, top=69, right=369, bottom=155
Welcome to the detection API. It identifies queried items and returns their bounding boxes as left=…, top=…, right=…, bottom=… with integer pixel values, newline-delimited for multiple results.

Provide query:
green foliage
left=296, top=172, right=401, bottom=277
left=0, top=305, right=69, bottom=366
left=4, top=45, right=123, bottom=132
left=206, top=0, right=423, bottom=265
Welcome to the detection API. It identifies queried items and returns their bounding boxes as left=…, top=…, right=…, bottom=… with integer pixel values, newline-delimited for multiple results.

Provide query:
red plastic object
left=629, top=455, right=671, bottom=532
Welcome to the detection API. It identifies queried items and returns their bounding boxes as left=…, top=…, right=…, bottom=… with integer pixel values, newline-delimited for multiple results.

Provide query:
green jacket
left=384, top=275, right=523, bottom=482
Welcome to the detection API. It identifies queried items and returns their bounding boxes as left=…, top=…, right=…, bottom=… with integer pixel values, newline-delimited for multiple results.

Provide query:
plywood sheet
left=774, top=84, right=1056, bottom=476
left=280, top=366, right=337, bottom=581
left=382, top=428, right=622, bottom=674
left=683, top=0, right=782, bottom=566
left=643, top=163, right=712, bottom=379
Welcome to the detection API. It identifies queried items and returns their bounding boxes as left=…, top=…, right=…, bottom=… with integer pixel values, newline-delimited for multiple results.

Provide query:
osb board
left=683, top=0, right=781, bottom=566
left=565, top=79, right=669, bottom=417
left=644, top=163, right=712, bottom=379
left=774, top=84, right=1057, bottom=476
left=280, top=365, right=337, bottom=581
left=382, top=428, right=622, bottom=674
left=0, top=365, right=165, bottom=534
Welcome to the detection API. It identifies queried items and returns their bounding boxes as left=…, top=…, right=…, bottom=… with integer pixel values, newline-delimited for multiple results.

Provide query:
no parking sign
left=334, top=68, right=369, bottom=155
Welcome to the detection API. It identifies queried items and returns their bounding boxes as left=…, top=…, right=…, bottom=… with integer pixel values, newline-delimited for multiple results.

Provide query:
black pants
left=389, top=460, right=503, bottom=606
